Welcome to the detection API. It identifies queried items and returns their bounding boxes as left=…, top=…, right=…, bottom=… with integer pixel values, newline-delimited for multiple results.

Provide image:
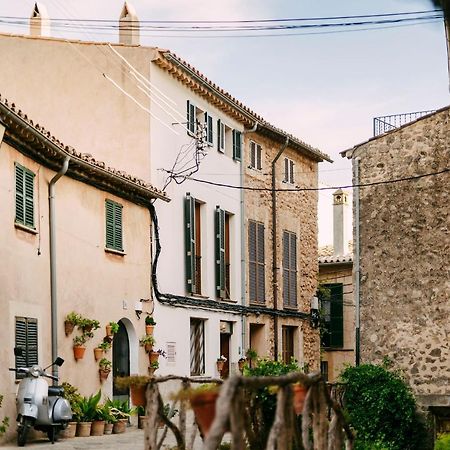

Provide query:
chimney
left=332, top=188, right=350, bottom=256
left=30, top=2, right=51, bottom=37
left=119, top=2, right=140, bottom=45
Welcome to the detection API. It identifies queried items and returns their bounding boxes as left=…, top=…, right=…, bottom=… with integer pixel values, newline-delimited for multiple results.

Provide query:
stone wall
left=244, top=131, right=320, bottom=369
left=351, top=107, right=450, bottom=396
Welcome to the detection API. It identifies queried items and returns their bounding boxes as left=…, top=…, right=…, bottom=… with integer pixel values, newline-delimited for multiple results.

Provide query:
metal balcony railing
left=373, top=110, right=436, bottom=137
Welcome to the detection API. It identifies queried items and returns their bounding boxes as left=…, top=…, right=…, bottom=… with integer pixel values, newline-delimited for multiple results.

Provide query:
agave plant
left=72, top=390, right=102, bottom=422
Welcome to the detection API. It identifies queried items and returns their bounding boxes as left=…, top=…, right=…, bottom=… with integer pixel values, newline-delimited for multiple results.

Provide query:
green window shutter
left=105, top=200, right=115, bottom=249
left=187, top=100, right=196, bottom=135
left=15, top=164, right=25, bottom=224
left=15, top=164, right=35, bottom=228
left=215, top=206, right=226, bottom=298
left=114, top=203, right=123, bottom=251
left=217, top=119, right=222, bottom=151
left=232, top=130, right=242, bottom=161
left=184, top=194, right=196, bottom=294
left=105, top=200, right=123, bottom=251
left=15, top=317, right=38, bottom=378
left=204, top=113, right=213, bottom=145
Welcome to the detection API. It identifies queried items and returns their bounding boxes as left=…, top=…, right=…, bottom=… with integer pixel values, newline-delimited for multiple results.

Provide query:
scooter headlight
left=30, top=366, right=41, bottom=377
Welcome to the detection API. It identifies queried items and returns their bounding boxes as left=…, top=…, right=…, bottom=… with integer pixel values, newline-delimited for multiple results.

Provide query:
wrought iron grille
left=373, top=110, right=436, bottom=137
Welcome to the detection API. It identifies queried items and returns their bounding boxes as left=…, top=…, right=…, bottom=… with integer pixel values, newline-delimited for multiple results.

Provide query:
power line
left=174, top=167, right=449, bottom=192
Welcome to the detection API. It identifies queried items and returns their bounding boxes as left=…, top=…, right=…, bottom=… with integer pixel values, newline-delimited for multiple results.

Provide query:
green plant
left=108, top=321, right=119, bottom=334
left=105, top=398, right=135, bottom=420
left=73, top=334, right=87, bottom=346
left=78, top=318, right=100, bottom=331
left=0, top=394, right=9, bottom=437
left=72, top=390, right=102, bottom=422
left=150, top=361, right=159, bottom=369
left=98, top=341, right=111, bottom=351
left=173, top=383, right=220, bottom=402
left=115, top=375, right=150, bottom=390
left=340, top=363, right=427, bottom=450
left=145, top=316, right=156, bottom=326
left=65, top=311, right=81, bottom=325
left=163, top=403, right=178, bottom=420
left=245, top=348, right=258, bottom=360
left=94, top=403, right=115, bottom=423
left=61, top=382, right=83, bottom=410
left=99, top=358, right=112, bottom=370
left=139, top=335, right=156, bottom=347
left=435, top=433, right=450, bottom=450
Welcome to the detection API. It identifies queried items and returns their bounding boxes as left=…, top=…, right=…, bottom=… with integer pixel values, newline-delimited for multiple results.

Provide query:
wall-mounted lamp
left=310, top=296, right=320, bottom=329
left=135, top=298, right=151, bottom=320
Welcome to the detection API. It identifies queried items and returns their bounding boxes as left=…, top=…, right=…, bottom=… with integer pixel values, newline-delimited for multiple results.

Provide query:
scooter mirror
left=14, top=347, right=24, bottom=357
left=54, top=357, right=64, bottom=367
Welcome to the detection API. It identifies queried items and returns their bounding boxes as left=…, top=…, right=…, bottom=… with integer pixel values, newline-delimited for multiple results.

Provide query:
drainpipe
left=49, top=157, right=70, bottom=383
left=271, top=137, right=289, bottom=361
left=241, top=122, right=258, bottom=356
left=353, top=156, right=361, bottom=366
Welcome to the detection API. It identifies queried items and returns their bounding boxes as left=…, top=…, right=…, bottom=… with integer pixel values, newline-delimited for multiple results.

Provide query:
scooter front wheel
left=17, top=417, right=33, bottom=447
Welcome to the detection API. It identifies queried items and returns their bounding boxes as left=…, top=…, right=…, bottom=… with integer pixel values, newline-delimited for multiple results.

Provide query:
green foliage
left=73, top=334, right=87, bottom=346
left=245, top=348, right=258, bottom=360
left=108, top=322, right=119, bottom=334
left=98, top=358, right=112, bottom=370
left=72, top=390, right=102, bottom=422
left=435, top=434, right=450, bottom=450
left=94, top=403, right=115, bottom=423
left=61, top=382, right=83, bottom=410
left=0, top=394, right=9, bottom=437
left=65, top=312, right=81, bottom=325
left=145, top=316, right=156, bottom=326
left=105, top=398, right=135, bottom=419
left=115, top=375, right=150, bottom=390
left=98, top=341, right=111, bottom=351
left=340, top=363, right=427, bottom=450
left=139, top=335, right=156, bottom=347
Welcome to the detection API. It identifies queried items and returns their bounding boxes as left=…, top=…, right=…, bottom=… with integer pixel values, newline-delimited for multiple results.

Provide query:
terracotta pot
left=149, top=352, right=159, bottom=364
left=64, top=321, right=75, bottom=337
left=73, top=345, right=86, bottom=361
left=148, top=367, right=156, bottom=376
left=292, top=384, right=308, bottom=415
left=190, top=391, right=219, bottom=437
left=93, top=347, right=103, bottom=361
left=99, top=369, right=110, bottom=382
left=216, top=360, right=225, bottom=372
left=130, top=384, right=147, bottom=407
left=104, top=423, right=114, bottom=435
left=60, top=421, right=77, bottom=439
left=144, top=343, right=153, bottom=353
left=82, top=324, right=93, bottom=333
left=90, top=420, right=105, bottom=436
left=238, top=359, right=246, bottom=372
left=138, top=415, right=148, bottom=430
left=145, top=325, right=154, bottom=336
left=106, top=324, right=113, bottom=338
left=76, top=421, right=92, bottom=437
left=113, top=418, right=127, bottom=434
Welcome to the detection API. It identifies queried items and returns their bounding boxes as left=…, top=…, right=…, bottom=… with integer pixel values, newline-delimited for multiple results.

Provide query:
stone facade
left=344, top=107, right=450, bottom=400
left=243, top=131, right=321, bottom=370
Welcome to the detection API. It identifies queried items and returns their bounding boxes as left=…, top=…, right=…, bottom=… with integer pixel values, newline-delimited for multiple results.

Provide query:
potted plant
left=115, top=375, right=150, bottom=408
left=99, top=358, right=112, bottom=382
left=145, top=316, right=156, bottom=335
left=64, top=312, right=81, bottom=336
left=216, top=355, right=227, bottom=373
left=93, top=345, right=104, bottom=362
left=73, top=335, right=87, bottom=360
left=187, top=384, right=221, bottom=437
left=238, top=357, right=246, bottom=373
left=106, top=398, right=134, bottom=434
left=73, top=390, right=101, bottom=437
left=90, top=405, right=106, bottom=436
left=79, top=318, right=100, bottom=334
left=106, top=321, right=119, bottom=338
left=149, top=348, right=166, bottom=365
left=139, top=334, right=156, bottom=353
left=60, top=382, right=82, bottom=438
left=136, top=405, right=147, bottom=429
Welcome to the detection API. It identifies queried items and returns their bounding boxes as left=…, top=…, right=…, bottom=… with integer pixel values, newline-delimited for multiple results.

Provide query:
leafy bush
left=435, top=434, right=450, bottom=450
left=340, top=363, right=427, bottom=450
left=0, top=394, right=9, bottom=436
left=72, top=390, right=102, bottom=422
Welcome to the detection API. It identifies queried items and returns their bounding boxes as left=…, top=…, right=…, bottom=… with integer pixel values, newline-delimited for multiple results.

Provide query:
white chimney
left=30, top=2, right=51, bottom=37
left=119, top=2, right=140, bottom=45
left=332, top=188, right=350, bottom=256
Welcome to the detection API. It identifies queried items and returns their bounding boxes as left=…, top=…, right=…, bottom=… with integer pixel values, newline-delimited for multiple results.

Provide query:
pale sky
left=1, top=0, right=448, bottom=244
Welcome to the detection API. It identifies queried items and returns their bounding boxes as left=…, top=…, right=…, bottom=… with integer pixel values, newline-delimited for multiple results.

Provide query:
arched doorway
left=113, top=320, right=130, bottom=401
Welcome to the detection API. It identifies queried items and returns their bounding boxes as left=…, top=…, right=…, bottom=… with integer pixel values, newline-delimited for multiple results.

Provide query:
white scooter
left=9, top=349, right=72, bottom=447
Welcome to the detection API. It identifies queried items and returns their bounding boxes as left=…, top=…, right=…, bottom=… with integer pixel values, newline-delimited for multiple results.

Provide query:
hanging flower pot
left=93, top=347, right=104, bottom=361
left=292, top=384, right=308, bottom=415
left=106, top=322, right=119, bottom=339
left=145, top=325, right=154, bottom=336
left=73, top=345, right=86, bottom=361
left=64, top=321, right=75, bottom=337
left=106, top=324, right=113, bottom=338
left=130, top=384, right=147, bottom=407
left=144, top=343, right=153, bottom=353
left=99, top=369, right=111, bottom=382
left=190, top=389, right=219, bottom=437
left=149, top=352, right=159, bottom=364
left=238, top=358, right=246, bottom=372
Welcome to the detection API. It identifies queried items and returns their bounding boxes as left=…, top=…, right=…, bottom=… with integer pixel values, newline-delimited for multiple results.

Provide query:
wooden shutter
left=256, top=144, right=262, bottom=170
left=289, top=160, right=295, bottom=184
left=232, top=130, right=242, bottom=161
left=217, top=119, right=222, bottom=152
left=15, top=164, right=35, bottom=228
left=106, top=200, right=123, bottom=251
left=250, top=142, right=256, bottom=168
left=248, top=220, right=257, bottom=302
left=185, top=194, right=196, bottom=294
left=256, top=223, right=265, bottom=302
left=15, top=317, right=38, bottom=377
left=187, top=100, right=195, bottom=135
left=114, top=203, right=123, bottom=251
left=215, top=206, right=226, bottom=298
left=24, top=171, right=35, bottom=227
left=105, top=200, right=115, bottom=249
left=282, top=232, right=289, bottom=306
left=15, top=164, right=25, bottom=224
left=283, top=231, right=297, bottom=307
left=249, top=221, right=265, bottom=304
left=284, top=158, right=289, bottom=182
left=205, top=113, right=213, bottom=145
left=190, top=319, right=205, bottom=376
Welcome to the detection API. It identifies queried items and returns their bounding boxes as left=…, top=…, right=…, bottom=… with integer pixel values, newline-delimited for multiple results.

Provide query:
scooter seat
left=48, top=386, right=64, bottom=396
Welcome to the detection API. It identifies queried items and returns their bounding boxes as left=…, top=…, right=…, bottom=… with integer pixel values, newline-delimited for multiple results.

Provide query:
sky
left=0, top=0, right=448, bottom=244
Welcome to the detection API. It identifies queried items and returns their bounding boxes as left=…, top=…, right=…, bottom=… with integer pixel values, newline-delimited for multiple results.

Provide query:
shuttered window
left=250, top=142, right=262, bottom=170
left=15, top=317, right=38, bottom=378
left=186, top=100, right=196, bottom=135
left=282, top=231, right=297, bottom=308
left=232, top=130, right=242, bottom=161
left=215, top=207, right=226, bottom=299
left=283, top=158, right=295, bottom=184
left=105, top=199, right=123, bottom=252
left=217, top=119, right=225, bottom=153
left=185, top=194, right=202, bottom=295
left=204, top=112, right=213, bottom=145
left=190, top=318, right=205, bottom=376
left=321, top=283, right=344, bottom=348
left=248, top=220, right=265, bottom=304
left=15, top=163, right=35, bottom=228
left=281, top=326, right=295, bottom=364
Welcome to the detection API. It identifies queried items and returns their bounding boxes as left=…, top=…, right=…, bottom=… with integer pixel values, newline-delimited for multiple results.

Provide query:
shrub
left=435, top=434, right=450, bottom=450
left=340, top=363, right=427, bottom=450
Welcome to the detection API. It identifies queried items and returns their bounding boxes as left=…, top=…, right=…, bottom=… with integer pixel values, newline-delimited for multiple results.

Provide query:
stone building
left=342, top=106, right=450, bottom=430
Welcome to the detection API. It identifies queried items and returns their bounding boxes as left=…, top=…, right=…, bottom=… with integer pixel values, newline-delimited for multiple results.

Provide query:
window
left=321, top=283, right=344, bottom=348
left=217, top=119, right=225, bottom=153
left=204, top=112, right=213, bottom=145
left=190, top=318, right=205, bottom=376
left=15, top=163, right=35, bottom=229
left=185, top=194, right=202, bottom=295
left=215, top=207, right=231, bottom=299
left=105, top=199, right=123, bottom=252
left=248, top=220, right=265, bottom=304
left=250, top=141, right=262, bottom=170
left=15, top=317, right=38, bottom=378
left=186, top=100, right=196, bottom=135
left=232, top=130, right=242, bottom=161
left=320, top=361, right=329, bottom=382
left=282, top=231, right=297, bottom=308
left=283, top=157, right=295, bottom=184
left=281, top=326, right=296, bottom=364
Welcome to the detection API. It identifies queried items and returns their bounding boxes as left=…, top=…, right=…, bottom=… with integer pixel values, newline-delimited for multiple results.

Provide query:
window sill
left=190, top=293, right=209, bottom=300
left=105, top=248, right=126, bottom=256
left=15, top=222, right=38, bottom=235
left=219, top=298, right=238, bottom=304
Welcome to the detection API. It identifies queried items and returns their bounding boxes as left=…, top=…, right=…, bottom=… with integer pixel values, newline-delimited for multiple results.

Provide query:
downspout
left=49, top=157, right=70, bottom=383
left=241, top=121, right=258, bottom=356
left=271, top=137, right=289, bottom=361
left=353, top=156, right=361, bottom=366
